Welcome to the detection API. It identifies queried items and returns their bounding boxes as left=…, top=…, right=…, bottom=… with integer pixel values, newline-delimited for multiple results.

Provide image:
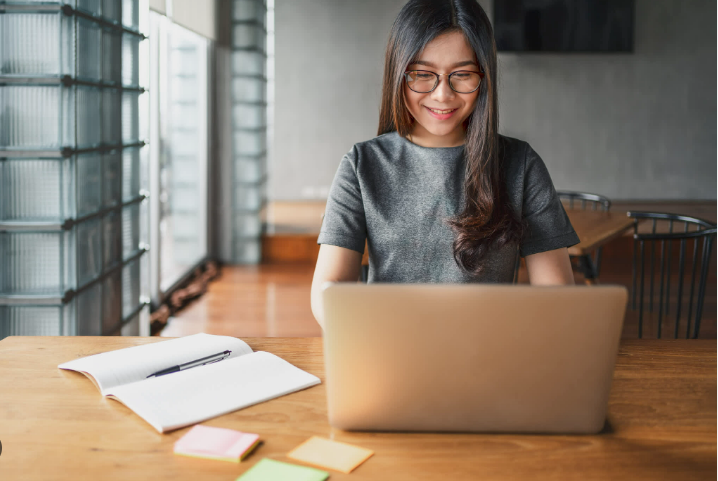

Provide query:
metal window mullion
left=0, top=195, right=146, bottom=231
left=0, top=3, right=145, bottom=37
left=0, top=77, right=147, bottom=93
left=98, top=81, right=106, bottom=336
left=0, top=142, right=147, bottom=160
left=72, top=196, right=136, bottom=227
left=197, top=37, right=210, bottom=266
left=71, top=248, right=147, bottom=300
left=109, top=300, right=149, bottom=335
left=69, top=5, right=147, bottom=39
left=148, top=12, right=162, bottom=308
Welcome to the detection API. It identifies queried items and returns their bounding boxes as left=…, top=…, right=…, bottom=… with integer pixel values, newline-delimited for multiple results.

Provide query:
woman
left=311, top=0, right=578, bottom=327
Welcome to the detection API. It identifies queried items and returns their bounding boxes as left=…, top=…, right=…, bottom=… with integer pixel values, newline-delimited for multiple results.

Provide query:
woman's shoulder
left=498, top=134, right=547, bottom=174
left=343, top=131, right=403, bottom=170
left=498, top=134, right=544, bottom=189
left=352, top=131, right=402, bottom=155
left=498, top=134, right=531, bottom=163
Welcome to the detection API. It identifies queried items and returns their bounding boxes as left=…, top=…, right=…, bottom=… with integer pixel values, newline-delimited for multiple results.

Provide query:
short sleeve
left=317, top=147, right=367, bottom=253
left=519, top=144, right=580, bottom=257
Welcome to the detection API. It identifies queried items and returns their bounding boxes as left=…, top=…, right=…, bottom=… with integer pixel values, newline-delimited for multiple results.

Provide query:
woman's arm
left=525, top=247, right=575, bottom=285
left=310, top=244, right=363, bottom=329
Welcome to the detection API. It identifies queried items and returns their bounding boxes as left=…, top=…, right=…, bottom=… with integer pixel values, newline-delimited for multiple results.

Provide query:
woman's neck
left=408, top=124, right=466, bottom=148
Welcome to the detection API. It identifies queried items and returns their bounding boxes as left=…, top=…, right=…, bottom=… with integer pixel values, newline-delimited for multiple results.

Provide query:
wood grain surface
left=566, top=210, right=636, bottom=256
left=0, top=336, right=715, bottom=480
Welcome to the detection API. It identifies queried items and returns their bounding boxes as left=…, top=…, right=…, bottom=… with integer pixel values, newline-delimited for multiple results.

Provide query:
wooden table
left=360, top=210, right=635, bottom=283
left=1, top=336, right=715, bottom=480
left=566, top=210, right=635, bottom=283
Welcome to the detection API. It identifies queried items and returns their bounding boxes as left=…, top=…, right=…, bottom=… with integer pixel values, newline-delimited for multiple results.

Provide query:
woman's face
left=404, top=31, right=481, bottom=148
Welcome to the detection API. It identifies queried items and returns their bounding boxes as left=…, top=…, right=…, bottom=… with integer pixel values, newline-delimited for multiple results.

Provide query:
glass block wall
left=0, top=0, right=150, bottom=338
left=230, top=0, right=266, bottom=263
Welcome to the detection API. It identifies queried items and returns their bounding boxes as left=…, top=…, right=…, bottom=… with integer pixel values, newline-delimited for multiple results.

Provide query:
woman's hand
left=525, top=247, right=575, bottom=285
left=310, top=244, right=363, bottom=328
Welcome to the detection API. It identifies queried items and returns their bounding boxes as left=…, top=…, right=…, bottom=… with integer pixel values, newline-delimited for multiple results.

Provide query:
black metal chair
left=557, top=191, right=611, bottom=278
left=361, top=264, right=369, bottom=282
left=628, top=212, right=716, bottom=339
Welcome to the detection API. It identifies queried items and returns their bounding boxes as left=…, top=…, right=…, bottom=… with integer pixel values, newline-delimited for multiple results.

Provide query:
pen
left=146, top=350, right=232, bottom=378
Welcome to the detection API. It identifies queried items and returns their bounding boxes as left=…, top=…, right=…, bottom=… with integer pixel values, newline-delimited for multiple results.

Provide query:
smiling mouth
left=425, top=107, right=458, bottom=114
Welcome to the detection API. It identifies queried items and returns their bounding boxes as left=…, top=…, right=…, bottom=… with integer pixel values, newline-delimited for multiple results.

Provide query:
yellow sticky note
left=287, top=436, right=374, bottom=474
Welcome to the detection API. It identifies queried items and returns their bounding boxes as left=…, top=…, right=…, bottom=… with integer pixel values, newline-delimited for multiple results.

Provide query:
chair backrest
left=628, top=211, right=716, bottom=339
left=557, top=191, right=611, bottom=212
left=556, top=191, right=611, bottom=277
left=513, top=250, right=521, bottom=284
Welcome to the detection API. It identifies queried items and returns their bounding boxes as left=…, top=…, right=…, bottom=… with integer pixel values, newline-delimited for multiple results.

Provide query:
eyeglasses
left=404, top=70, right=484, bottom=94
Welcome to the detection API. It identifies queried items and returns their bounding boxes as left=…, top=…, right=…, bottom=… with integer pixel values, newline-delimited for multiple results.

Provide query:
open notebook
left=58, top=333, right=321, bottom=433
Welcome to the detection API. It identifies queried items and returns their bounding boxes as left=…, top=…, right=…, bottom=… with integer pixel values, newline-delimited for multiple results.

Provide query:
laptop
left=321, top=283, right=627, bottom=434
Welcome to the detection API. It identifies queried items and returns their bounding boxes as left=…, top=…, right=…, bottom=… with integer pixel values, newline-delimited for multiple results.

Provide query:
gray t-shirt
left=317, top=131, right=579, bottom=283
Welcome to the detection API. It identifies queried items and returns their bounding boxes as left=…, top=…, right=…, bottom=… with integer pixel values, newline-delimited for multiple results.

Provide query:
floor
left=161, top=263, right=323, bottom=337
left=162, top=201, right=716, bottom=340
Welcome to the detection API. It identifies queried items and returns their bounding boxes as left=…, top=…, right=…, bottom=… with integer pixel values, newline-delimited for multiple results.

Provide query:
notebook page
left=58, top=333, right=253, bottom=394
left=105, top=351, right=321, bottom=433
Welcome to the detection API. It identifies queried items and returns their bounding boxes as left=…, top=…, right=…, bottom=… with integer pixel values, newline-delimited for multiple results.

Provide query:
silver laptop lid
left=322, top=284, right=627, bottom=434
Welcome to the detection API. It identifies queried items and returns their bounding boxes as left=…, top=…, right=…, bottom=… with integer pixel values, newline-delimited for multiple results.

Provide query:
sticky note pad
left=174, top=425, right=261, bottom=463
left=287, top=436, right=374, bottom=474
left=236, top=458, right=329, bottom=481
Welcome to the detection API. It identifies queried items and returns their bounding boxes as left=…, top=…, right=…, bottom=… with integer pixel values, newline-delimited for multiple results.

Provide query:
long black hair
left=377, top=0, right=522, bottom=276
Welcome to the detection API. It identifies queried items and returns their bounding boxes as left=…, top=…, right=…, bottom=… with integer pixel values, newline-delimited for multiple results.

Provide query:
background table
left=566, top=210, right=635, bottom=258
left=566, top=210, right=635, bottom=283
left=0, top=336, right=715, bottom=480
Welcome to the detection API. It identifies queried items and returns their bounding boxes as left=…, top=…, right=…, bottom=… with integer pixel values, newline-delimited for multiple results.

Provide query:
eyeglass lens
left=405, top=71, right=481, bottom=94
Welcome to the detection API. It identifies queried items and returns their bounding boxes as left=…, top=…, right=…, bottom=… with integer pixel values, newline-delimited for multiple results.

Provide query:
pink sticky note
left=174, top=425, right=261, bottom=463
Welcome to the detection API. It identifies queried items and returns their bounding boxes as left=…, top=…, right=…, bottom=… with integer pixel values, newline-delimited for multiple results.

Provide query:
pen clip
left=200, top=350, right=231, bottom=367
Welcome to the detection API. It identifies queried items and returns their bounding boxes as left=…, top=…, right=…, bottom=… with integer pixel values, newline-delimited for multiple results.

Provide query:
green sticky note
left=236, top=458, right=329, bottom=481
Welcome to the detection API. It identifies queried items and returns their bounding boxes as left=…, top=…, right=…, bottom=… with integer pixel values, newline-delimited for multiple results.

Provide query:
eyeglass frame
left=403, top=69, right=485, bottom=94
